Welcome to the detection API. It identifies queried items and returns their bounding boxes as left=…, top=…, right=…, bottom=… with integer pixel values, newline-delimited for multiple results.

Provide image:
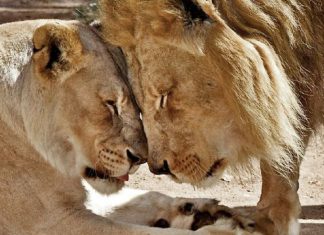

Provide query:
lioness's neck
left=0, top=84, right=26, bottom=138
left=0, top=118, right=40, bottom=164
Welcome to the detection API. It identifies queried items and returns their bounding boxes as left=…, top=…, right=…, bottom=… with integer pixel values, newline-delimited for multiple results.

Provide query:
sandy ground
left=120, top=134, right=324, bottom=235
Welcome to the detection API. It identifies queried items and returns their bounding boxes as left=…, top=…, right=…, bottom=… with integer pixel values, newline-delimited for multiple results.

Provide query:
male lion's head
left=21, top=21, right=147, bottom=193
left=101, top=1, right=309, bottom=185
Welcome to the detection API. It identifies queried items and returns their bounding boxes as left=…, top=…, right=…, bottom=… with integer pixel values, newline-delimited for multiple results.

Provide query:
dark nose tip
left=127, top=149, right=145, bottom=165
left=150, top=160, right=171, bottom=175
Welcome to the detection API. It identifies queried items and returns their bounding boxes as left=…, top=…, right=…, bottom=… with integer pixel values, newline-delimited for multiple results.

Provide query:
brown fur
left=100, top=0, right=323, bottom=234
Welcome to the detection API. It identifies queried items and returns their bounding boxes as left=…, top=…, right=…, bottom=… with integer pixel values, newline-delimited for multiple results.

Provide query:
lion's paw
left=152, top=197, right=260, bottom=234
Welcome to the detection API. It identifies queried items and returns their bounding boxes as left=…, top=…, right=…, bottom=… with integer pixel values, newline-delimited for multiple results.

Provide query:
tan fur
left=100, top=1, right=323, bottom=234
left=0, top=19, right=204, bottom=235
left=108, top=191, right=262, bottom=234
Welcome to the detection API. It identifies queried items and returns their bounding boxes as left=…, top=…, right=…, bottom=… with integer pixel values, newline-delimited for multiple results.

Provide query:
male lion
left=100, top=0, right=324, bottom=234
left=0, top=19, right=260, bottom=235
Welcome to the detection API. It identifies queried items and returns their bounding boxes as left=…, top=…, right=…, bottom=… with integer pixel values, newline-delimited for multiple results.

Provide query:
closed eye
left=159, top=94, right=168, bottom=109
left=106, top=100, right=119, bottom=116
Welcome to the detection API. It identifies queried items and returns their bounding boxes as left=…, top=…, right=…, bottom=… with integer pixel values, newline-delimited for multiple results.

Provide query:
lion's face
left=125, top=40, right=241, bottom=185
left=101, top=0, right=304, bottom=186
left=21, top=21, right=147, bottom=193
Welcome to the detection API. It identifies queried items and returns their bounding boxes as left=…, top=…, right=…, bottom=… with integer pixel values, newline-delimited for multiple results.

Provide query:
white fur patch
left=83, top=181, right=147, bottom=217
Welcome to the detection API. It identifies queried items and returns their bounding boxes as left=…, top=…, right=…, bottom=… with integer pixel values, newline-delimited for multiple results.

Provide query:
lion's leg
left=108, top=190, right=260, bottom=234
left=36, top=208, right=246, bottom=235
left=257, top=160, right=301, bottom=235
left=35, top=208, right=195, bottom=235
left=33, top=188, right=245, bottom=235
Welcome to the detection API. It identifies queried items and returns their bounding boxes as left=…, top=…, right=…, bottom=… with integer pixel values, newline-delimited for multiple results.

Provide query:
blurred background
left=0, top=0, right=97, bottom=24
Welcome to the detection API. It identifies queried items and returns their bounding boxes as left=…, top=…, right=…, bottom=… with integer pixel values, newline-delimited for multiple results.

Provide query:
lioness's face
left=22, top=21, right=147, bottom=193
left=101, top=0, right=253, bottom=186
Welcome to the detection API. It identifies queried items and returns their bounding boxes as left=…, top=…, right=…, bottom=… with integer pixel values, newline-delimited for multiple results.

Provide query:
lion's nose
left=126, top=149, right=145, bottom=165
left=149, top=160, right=171, bottom=175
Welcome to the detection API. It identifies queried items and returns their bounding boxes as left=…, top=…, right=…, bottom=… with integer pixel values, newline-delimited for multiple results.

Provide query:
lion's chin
left=85, top=178, right=124, bottom=195
left=169, top=159, right=227, bottom=188
left=195, top=173, right=226, bottom=188
left=167, top=173, right=225, bottom=188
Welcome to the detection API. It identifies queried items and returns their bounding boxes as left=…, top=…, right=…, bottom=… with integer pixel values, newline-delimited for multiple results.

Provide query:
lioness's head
left=101, top=1, right=305, bottom=186
left=20, top=21, right=147, bottom=193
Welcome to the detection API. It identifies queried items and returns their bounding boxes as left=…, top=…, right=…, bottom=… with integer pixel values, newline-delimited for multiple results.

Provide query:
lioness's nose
left=149, top=160, right=171, bottom=175
left=126, top=149, right=145, bottom=165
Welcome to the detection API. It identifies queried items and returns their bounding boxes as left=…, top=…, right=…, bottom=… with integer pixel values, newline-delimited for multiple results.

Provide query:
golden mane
left=208, top=0, right=324, bottom=162
left=210, top=0, right=323, bottom=126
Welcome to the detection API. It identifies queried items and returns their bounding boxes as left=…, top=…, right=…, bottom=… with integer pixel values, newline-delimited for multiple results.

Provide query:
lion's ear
left=32, top=22, right=84, bottom=81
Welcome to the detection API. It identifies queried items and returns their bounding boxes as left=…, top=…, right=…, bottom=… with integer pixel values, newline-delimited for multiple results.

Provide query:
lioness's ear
left=32, top=22, right=84, bottom=81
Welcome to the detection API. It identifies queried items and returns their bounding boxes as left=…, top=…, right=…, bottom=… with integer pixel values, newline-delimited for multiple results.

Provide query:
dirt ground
left=125, top=134, right=324, bottom=235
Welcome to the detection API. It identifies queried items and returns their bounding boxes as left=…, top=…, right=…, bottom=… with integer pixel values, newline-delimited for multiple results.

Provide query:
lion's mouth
left=84, top=167, right=129, bottom=182
left=206, top=158, right=224, bottom=178
left=181, top=0, right=210, bottom=23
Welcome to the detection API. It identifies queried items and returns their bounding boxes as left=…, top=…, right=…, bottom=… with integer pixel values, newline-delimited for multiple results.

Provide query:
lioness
left=0, top=19, right=200, bottom=235
left=100, top=0, right=324, bottom=234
